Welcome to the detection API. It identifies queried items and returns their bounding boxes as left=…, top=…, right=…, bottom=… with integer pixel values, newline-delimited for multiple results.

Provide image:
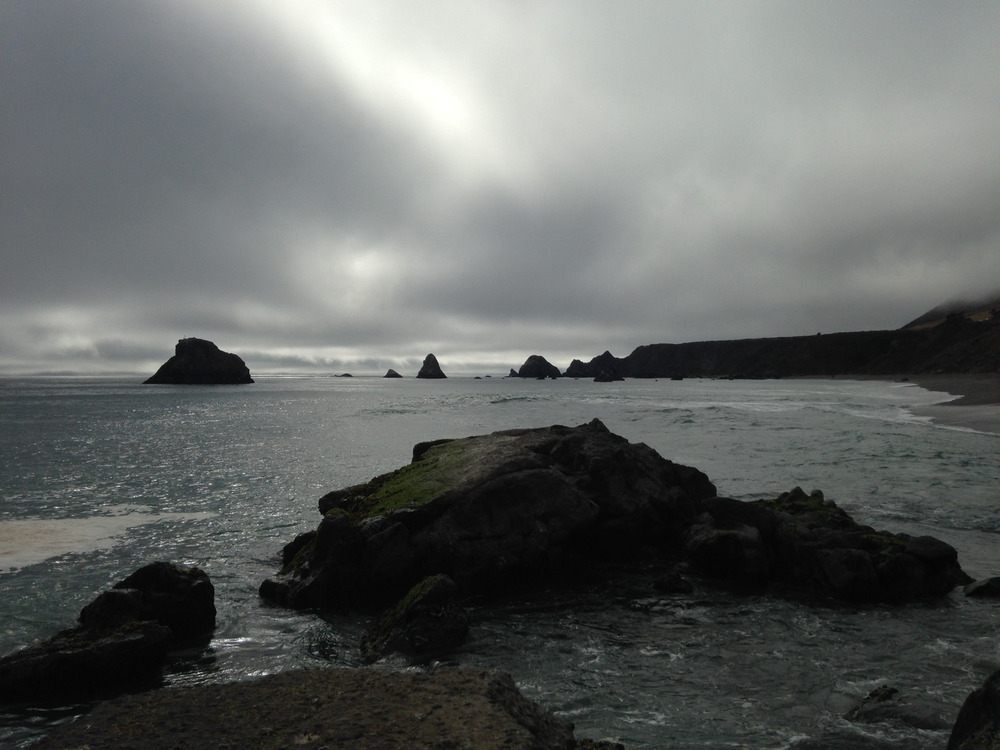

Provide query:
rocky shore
left=9, top=420, right=1000, bottom=747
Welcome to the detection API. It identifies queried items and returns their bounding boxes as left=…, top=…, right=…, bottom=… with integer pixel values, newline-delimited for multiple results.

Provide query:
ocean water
left=1, top=375, right=998, bottom=748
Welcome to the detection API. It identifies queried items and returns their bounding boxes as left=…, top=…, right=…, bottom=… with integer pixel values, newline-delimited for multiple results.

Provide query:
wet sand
left=905, top=374, right=1000, bottom=434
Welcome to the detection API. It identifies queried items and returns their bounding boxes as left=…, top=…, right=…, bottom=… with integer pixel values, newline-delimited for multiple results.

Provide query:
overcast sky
left=3, top=1, right=999, bottom=376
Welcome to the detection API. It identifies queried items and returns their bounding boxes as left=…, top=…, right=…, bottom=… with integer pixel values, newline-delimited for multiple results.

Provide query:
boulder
left=948, top=668, right=1000, bottom=749
left=260, top=419, right=716, bottom=611
left=515, top=355, right=562, bottom=379
left=144, top=338, right=253, bottom=384
left=688, top=487, right=971, bottom=601
left=384, top=368, right=403, bottom=378
left=0, top=562, right=215, bottom=703
left=416, top=353, right=447, bottom=379
left=359, top=574, right=469, bottom=663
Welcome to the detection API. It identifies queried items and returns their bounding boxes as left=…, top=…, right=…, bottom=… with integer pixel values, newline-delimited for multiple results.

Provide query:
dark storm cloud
left=2, top=1, right=999, bottom=374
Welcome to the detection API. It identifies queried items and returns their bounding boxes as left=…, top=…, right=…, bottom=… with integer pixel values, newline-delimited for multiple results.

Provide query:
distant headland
left=144, top=297, right=999, bottom=385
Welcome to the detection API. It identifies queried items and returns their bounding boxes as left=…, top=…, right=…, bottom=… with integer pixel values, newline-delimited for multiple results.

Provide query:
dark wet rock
left=653, top=569, right=695, bottom=594
left=360, top=574, right=469, bottom=663
left=416, top=353, right=447, bottom=379
left=845, top=684, right=952, bottom=732
left=688, top=487, right=971, bottom=601
left=948, top=668, right=1000, bottom=749
left=514, top=355, right=562, bottom=379
left=144, top=338, right=253, bottom=385
left=384, top=368, right=403, bottom=378
left=260, top=419, right=716, bottom=611
left=964, top=577, right=1000, bottom=598
left=0, top=562, right=215, bottom=703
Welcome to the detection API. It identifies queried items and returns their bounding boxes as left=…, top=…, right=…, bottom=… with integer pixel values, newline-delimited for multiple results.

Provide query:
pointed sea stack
left=144, top=338, right=253, bottom=385
left=416, top=353, right=447, bottom=379
left=384, top=368, right=403, bottom=378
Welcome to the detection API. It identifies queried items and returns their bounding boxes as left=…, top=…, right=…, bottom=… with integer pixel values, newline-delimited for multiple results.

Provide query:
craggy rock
left=0, top=562, right=215, bottom=703
left=416, top=353, right=447, bottom=379
left=515, top=355, right=562, bottom=379
left=384, top=368, right=403, bottom=378
left=144, top=337, right=253, bottom=384
left=260, top=419, right=716, bottom=611
left=686, top=487, right=971, bottom=600
left=948, top=668, right=1000, bottom=750
left=360, top=574, right=469, bottom=663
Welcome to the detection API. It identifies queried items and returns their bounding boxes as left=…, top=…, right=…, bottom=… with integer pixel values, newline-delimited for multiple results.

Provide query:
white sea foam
left=0, top=509, right=215, bottom=572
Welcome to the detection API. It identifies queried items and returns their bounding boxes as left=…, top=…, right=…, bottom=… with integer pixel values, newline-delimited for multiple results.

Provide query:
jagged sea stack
left=144, top=338, right=253, bottom=385
left=416, top=353, right=446, bottom=379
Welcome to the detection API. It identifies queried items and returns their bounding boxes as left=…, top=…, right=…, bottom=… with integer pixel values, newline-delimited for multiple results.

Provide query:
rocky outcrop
left=144, top=338, right=253, bottom=384
left=0, top=562, right=215, bottom=703
left=384, top=368, right=403, bottom=378
left=262, top=424, right=971, bottom=614
left=684, top=487, right=971, bottom=600
left=359, top=574, right=469, bottom=663
left=416, top=353, right=447, bottom=379
left=514, top=355, right=562, bottom=379
left=259, top=419, right=717, bottom=612
left=948, top=668, right=1000, bottom=749
left=30, top=667, right=581, bottom=750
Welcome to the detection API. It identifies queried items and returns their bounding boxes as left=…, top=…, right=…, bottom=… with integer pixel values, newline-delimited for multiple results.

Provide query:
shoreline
left=898, top=373, right=1000, bottom=434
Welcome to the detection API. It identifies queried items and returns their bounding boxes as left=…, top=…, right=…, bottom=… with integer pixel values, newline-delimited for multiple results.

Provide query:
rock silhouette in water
left=416, top=353, right=446, bottom=379
left=144, top=338, right=253, bottom=384
left=384, top=368, right=403, bottom=378
left=514, top=355, right=562, bottom=379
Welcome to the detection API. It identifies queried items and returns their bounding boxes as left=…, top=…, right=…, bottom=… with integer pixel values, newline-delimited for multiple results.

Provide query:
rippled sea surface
left=1, top=376, right=998, bottom=748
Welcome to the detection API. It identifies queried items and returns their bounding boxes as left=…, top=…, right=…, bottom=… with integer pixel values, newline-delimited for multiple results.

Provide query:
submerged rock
left=416, top=353, right=447, bottom=379
left=260, top=419, right=716, bottom=611
left=0, top=562, right=215, bottom=703
left=144, top=338, right=253, bottom=385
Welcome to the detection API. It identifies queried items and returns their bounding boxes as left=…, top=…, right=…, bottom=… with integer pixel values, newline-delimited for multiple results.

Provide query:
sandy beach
left=905, top=374, right=1000, bottom=434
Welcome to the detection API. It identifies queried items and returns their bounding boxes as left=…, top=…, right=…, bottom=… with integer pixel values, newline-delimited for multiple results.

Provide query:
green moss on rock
left=340, top=439, right=472, bottom=521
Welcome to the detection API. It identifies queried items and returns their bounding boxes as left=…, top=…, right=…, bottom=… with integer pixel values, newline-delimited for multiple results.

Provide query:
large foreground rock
left=0, top=562, right=215, bottom=703
left=144, top=337, right=253, bottom=384
left=948, top=668, right=1000, bottom=749
left=30, top=667, right=581, bottom=750
left=260, top=419, right=716, bottom=611
left=261, top=422, right=970, bottom=613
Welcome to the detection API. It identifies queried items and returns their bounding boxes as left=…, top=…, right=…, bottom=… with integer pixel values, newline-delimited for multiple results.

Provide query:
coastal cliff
left=566, top=312, right=1000, bottom=379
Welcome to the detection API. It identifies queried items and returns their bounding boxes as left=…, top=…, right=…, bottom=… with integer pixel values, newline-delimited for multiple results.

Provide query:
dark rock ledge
left=0, top=561, right=215, bottom=704
left=30, top=666, right=619, bottom=750
left=144, top=337, right=253, bottom=385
